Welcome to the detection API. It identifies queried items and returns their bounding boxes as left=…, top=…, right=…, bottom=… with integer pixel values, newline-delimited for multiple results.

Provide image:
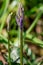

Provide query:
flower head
left=16, top=3, right=24, bottom=29
left=7, top=12, right=13, bottom=31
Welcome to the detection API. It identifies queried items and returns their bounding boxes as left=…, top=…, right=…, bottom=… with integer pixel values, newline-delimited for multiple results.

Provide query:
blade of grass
left=0, top=12, right=8, bottom=33
left=0, top=0, right=9, bottom=17
left=26, top=11, right=43, bottom=34
left=25, top=34, right=43, bottom=47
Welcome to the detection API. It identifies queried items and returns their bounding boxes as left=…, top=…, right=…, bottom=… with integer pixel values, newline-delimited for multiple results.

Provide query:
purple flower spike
left=16, top=3, right=24, bottom=29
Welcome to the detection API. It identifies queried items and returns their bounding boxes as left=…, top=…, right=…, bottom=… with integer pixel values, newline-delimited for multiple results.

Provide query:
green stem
left=8, top=31, right=11, bottom=65
left=19, top=27, right=23, bottom=65
left=26, top=11, right=42, bottom=34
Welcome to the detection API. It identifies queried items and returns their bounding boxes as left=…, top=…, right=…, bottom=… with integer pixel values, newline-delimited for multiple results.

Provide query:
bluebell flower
left=16, top=3, right=24, bottom=29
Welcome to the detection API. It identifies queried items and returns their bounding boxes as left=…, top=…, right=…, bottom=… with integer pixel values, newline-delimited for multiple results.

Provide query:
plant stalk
left=19, top=27, right=23, bottom=65
left=8, top=31, right=11, bottom=65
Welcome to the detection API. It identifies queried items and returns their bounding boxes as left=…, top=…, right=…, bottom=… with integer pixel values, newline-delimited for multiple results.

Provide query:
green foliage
left=0, top=61, right=3, bottom=65
left=25, top=0, right=43, bottom=8
left=0, top=0, right=43, bottom=65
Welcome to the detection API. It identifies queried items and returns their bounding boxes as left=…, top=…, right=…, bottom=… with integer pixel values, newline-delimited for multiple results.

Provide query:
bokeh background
left=0, top=0, right=43, bottom=65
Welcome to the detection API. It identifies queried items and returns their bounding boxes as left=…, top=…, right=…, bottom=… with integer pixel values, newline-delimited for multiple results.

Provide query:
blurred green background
left=0, top=0, right=43, bottom=65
